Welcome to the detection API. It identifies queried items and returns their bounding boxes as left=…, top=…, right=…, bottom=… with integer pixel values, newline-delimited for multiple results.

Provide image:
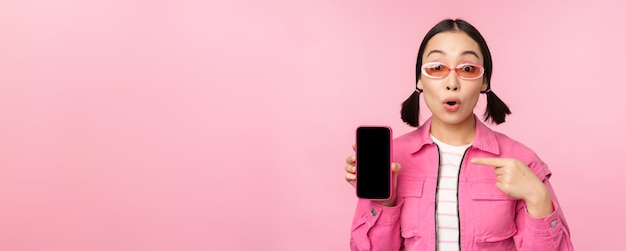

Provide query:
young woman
left=344, top=19, right=573, bottom=250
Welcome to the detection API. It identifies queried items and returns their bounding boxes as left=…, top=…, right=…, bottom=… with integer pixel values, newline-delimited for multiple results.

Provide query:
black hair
left=400, top=19, right=511, bottom=127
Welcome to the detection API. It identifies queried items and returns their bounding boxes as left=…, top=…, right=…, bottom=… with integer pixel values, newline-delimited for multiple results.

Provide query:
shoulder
left=392, top=129, right=418, bottom=153
left=492, top=131, right=552, bottom=180
left=390, top=126, right=432, bottom=160
left=493, top=131, right=534, bottom=157
left=393, top=129, right=420, bottom=144
left=392, top=126, right=428, bottom=150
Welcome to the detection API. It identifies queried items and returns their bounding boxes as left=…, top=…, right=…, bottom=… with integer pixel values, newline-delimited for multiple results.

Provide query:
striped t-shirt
left=431, top=135, right=471, bottom=251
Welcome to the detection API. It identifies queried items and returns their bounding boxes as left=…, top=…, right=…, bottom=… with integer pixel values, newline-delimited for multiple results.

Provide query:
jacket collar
left=408, top=115, right=500, bottom=155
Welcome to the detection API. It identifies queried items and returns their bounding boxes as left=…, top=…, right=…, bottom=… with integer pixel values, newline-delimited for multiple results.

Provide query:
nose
left=444, top=71, right=460, bottom=91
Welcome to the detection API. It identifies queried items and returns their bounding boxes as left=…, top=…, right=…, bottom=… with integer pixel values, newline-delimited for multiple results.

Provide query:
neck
left=430, top=115, right=477, bottom=146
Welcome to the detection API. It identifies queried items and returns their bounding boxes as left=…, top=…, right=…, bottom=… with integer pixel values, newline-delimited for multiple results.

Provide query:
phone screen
left=356, top=126, right=392, bottom=200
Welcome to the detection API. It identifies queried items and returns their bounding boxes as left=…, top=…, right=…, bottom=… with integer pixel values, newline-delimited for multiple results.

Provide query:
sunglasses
left=421, top=62, right=485, bottom=80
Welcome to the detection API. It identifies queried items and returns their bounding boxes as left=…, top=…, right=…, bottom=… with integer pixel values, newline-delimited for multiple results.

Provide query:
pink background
left=1, top=0, right=624, bottom=250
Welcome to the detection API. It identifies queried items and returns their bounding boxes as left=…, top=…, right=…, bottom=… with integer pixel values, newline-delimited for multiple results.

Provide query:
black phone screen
left=356, top=126, right=391, bottom=200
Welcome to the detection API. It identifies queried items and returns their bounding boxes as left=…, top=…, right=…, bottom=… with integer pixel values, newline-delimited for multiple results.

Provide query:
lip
left=443, top=97, right=461, bottom=112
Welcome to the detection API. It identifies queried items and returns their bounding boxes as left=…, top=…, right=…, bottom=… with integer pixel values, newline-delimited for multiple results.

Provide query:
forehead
left=423, top=31, right=482, bottom=61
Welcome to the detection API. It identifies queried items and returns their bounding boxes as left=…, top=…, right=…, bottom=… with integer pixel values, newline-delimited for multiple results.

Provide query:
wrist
left=376, top=196, right=397, bottom=207
left=525, top=184, right=549, bottom=204
left=524, top=185, right=553, bottom=217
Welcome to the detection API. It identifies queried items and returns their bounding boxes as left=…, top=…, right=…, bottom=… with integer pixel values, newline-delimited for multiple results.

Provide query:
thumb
left=391, top=162, right=401, bottom=175
left=391, top=163, right=401, bottom=192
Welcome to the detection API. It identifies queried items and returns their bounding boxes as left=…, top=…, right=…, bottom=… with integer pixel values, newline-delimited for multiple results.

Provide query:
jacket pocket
left=470, top=180, right=518, bottom=243
left=397, top=176, right=425, bottom=239
left=475, top=228, right=517, bottom=250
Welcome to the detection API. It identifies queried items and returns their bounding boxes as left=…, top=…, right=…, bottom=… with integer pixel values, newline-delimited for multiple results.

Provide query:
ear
left=416, top=80, right=423, bottom=90
left=480, top=79, right=488, bottom=92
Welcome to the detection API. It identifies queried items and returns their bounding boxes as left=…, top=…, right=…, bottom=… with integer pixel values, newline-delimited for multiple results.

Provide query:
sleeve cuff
left=524, top=200, right=562, bottom=236
left=363, top=199, right=402, bottom=227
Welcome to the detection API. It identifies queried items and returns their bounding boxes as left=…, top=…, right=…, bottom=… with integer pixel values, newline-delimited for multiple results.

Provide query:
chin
left=434, top=111, right=475, bottom=125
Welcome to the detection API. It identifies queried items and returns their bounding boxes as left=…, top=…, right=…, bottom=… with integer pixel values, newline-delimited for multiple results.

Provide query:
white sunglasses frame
left=420, top=62, right=485, bottom=80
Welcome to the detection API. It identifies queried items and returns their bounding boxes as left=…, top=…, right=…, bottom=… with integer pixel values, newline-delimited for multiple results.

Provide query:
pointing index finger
left=470, top=157, right=508, bottom=167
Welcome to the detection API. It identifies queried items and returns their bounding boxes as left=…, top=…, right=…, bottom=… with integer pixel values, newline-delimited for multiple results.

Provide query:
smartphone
left=355, top=126, right=393, bottom=200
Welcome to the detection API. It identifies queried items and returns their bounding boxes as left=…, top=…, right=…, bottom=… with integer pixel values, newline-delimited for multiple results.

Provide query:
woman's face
left=417, top=31, right=488, bottom=126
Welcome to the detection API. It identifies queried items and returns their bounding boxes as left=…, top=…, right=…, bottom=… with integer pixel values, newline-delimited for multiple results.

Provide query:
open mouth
left=443, top=98, right=460, bottom=112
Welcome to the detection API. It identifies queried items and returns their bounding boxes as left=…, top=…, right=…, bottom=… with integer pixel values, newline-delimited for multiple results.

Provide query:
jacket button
left=550, top=220, right=557, bottom=228
left=370, top=208, right=377, bottom=216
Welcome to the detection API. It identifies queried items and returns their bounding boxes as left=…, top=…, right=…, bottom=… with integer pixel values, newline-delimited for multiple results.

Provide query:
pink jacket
left=350, top=117, right=573, bottom=250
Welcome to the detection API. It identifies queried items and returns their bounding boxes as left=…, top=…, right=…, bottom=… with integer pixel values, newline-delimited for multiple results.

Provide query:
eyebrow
left=426, top=50, right=481, bottom=60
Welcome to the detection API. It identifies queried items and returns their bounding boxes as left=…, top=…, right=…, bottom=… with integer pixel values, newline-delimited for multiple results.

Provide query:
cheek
left=420, top=81, right=440, bottom=108
left=467, top=93, right=481, bottom=107
left=463, top=85, right=482, bottom=107
left=422, top=94, right=444, bottom=115
left=420, top=80, right=440, bottom=93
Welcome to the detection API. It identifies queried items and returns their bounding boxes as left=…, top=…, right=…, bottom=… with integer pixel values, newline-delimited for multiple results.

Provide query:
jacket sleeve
left=350, top=198, right=403, bottom=251
left=513, top=159, right=573, bottom=250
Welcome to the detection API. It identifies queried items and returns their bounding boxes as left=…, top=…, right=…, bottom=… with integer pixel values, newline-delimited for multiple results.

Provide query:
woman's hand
left=471, top=157, right=554, bottom=217
left=345, top=143, right=401, bottom=206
